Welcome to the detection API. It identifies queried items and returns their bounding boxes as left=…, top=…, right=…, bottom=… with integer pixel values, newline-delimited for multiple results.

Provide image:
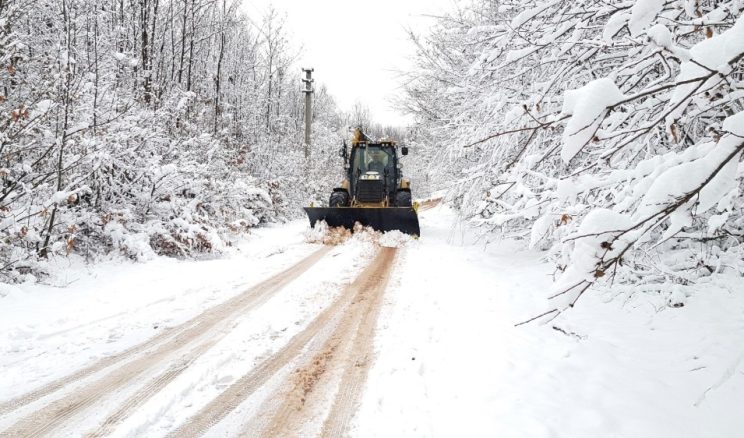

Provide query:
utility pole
left=302, top=68, right=314, bottom=159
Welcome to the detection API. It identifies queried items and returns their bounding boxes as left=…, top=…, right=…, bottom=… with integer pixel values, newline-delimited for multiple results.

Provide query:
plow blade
left=304, top=207, right=421, bottom=236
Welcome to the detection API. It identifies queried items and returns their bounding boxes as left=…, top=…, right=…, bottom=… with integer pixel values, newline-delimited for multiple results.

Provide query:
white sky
left=241, top=0, right=452, bottom=126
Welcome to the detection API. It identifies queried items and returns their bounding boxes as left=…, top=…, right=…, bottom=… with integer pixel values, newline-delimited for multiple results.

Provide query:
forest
left=0, top=0, right=359, bottom=281
left=404, top=0, right=744, bottom=314
left=1, top=1, right=744, bottom=436
left=2, top=0, right=743, bottom=301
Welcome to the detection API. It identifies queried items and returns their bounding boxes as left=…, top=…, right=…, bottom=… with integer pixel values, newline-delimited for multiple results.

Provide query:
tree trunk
left=177, top=0, right=188, bottom=85
left=140, top=0, right=151, bottom=104
left=41, top=0, right=74, bottom=258
left=186, top=0, right=195, bottom=92
left=213, top=0, right=226, bottom=134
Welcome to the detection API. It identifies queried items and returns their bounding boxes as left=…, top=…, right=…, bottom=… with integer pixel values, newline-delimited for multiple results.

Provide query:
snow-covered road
left=0, top=211, right=404, bottom=437
left=2, top=204, right=744, bottom=437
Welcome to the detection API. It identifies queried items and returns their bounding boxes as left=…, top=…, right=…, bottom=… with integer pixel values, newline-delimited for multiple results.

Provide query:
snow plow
left=304, top=129, right=420, bottom=236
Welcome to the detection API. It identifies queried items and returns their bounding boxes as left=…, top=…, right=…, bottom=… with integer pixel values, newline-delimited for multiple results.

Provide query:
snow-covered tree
left=404, top=0, right=744, bottom=316
left=0, top=0, right=345, bottom=281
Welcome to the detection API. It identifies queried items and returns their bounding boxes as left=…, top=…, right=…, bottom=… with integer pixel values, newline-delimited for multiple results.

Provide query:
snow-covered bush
left=404, top=0, right=744, bottom=314
left=0, top=0, right=343, bottom=281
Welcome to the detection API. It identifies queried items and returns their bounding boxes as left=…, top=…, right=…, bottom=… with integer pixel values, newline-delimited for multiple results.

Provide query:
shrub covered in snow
left=403, top=0, right=744, bottom=313
left=0, top=0, right=345, bottom=282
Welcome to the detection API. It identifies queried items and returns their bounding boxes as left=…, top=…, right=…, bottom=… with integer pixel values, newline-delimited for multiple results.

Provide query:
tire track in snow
left=418, top=197, right=442, bottom=211
left=87, top=334, right=224, bottom=438
left=319, top=247, right=395, bottom=437
left=261, top=247, right=396, bottom=438
left=172, top=247, right=397, bottom=438
left=37, top=295, right=178, bottom=341
left=0, top=246, right=331, bottom=438
left=167, top=266, right=363, bottom=437
left=0, top=325, right=180, bottom=417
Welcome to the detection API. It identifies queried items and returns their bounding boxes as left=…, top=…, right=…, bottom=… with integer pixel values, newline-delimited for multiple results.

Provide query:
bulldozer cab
left=350, top=144, right=397, bottom=203
left=353, top=145, right=392, bottom=173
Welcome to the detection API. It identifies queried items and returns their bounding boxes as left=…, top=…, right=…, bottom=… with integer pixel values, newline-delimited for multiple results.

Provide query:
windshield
left=352, top=145, right=393, bottom=174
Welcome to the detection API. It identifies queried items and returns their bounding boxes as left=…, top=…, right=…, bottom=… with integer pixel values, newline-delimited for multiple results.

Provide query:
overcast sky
left=241, top=0, right=453, bottom=126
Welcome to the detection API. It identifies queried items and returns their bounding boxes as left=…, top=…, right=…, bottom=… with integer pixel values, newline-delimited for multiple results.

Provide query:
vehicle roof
left=351, top=141, right=398, bottom=147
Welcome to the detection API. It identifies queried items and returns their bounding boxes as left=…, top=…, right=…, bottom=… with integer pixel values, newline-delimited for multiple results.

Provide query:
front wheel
left=329, top=190, right=350, bottom=207
left=395, top=190, right=412, bottom=207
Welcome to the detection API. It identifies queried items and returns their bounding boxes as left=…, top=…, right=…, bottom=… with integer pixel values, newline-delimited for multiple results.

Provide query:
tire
left=395, top=190, right=412, bottom=207
left=329, top=190, right=350, bottom=207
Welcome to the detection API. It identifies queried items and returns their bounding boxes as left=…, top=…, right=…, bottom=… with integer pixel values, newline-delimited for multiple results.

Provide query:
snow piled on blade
left=303, top=221, right=352, bottom=245
left=304, top=222, right=415, bottom=248
left=378, top=230, right=414, bottom=248
left=561, top=78, right=625, bottom=163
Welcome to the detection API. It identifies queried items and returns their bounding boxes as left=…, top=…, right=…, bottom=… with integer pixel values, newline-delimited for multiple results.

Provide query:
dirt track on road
left=263, top=247, right=396, bottom=438
left=174, top=247, right=397, bottom=438
left=1, top=243, right=397, bottom=438
left=0, top=246, right=331, bottom=438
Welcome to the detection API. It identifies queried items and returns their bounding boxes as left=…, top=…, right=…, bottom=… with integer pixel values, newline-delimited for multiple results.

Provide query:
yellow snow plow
left=304, top=129, right=421, bottom=236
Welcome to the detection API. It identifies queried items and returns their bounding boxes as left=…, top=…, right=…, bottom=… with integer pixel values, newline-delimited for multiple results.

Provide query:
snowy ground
left=0, top=223, right=317, bottom=400
left=354, top=206, right=744, bottom=438
left=1, top=205, right=743, bottom=437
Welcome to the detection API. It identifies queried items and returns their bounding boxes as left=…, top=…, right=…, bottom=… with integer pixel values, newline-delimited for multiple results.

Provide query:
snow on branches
left=403, top=0, right=744, bottom=314
left=0, top=0, right=344, bottom=282
left=561, top=78, right=625, bottom=162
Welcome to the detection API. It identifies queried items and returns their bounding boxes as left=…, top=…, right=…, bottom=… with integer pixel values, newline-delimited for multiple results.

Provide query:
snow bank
left=0, top=283, right=22, bottom=299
